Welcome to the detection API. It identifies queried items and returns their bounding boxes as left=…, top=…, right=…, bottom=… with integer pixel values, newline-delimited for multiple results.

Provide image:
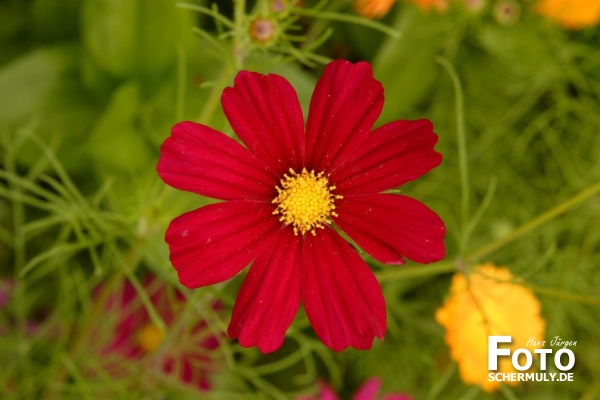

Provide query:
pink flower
left=0, top=278, right=14, bottom=309
left=101, top=276, right=218, bottom=390
left=158, top=59, right=445, bottom=353
left=299, top=378, right=413, bottom=400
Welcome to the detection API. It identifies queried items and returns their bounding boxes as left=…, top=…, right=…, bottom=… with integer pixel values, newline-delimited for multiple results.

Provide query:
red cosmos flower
left=298, top=377, right=412, bottom=400
left=101, top=276, right=218, bottom=390
left=158, top=60, right=445, bottom=353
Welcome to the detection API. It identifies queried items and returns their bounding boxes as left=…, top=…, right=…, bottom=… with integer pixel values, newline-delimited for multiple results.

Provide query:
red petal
left=228, top=229, right=302, bottom=353
left=221, top=71, right=305, bottom=175
left=301, top=227, right=386, bottom=351
left=166, top=201, right=280, bottom=288
left=305, top=60, right=383, bottom=173
left=158, top=121, right=276, bottom=200
left=332, top=120, right=442, bottom=195
left=335, top=194, right=445, bottom=265
left=354, top=378, right=382, bottom=400
left=319, top=382, right=340, bottom=400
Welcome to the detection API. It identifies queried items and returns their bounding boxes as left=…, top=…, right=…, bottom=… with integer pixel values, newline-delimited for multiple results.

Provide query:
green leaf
left=88, top=81, right=152, bottom=175
left=80, top=0, right=139, bottom=80
left=0, top=45, right=78, bottom=123
left=81, top=0, right=196, bottom=87
left=136, top=0, right=196, bottom=85
left=0, top=45, right=99, bottom=172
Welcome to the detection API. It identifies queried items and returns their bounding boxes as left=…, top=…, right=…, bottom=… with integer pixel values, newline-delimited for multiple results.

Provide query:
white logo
left=487, top=335, right=576, bottom=383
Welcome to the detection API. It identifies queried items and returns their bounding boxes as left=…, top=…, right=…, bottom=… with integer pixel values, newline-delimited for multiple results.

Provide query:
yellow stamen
left=136, top=323, right=164, bottom=353
left=272, top=168, right=342, bottom=236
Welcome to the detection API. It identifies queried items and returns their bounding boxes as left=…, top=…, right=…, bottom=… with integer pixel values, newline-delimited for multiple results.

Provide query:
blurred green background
left=1, top=0, right=599, bottom=399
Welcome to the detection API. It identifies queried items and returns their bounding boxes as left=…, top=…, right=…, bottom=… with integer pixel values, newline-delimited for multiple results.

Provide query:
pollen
left=273, top=168, right=342, bottom=236
left=136, top=322, right=164, bottom=353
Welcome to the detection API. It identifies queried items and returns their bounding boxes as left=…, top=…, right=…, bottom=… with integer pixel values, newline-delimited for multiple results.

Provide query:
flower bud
left=493, top=0, right=521, bottom=25
left=249, top=17, right=278, bottom=44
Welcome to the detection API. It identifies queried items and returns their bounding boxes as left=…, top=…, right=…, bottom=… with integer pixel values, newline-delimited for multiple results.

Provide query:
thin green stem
left=437, top=57, right=470, bottom=257
left=376, top=180, right=600, bottom=283
left=298, top=0, right=345, bottom=52
left=425, top=362, right=456, bottom=400
left=42, top=240, right=143, bottom=400
left=526, top=284, right=600, bottom=305
left=292, top=7, right=400, bottom=38
left=467, top=180, right=600, bottom=262
left=5, top=133, right=32, bottom=399
left=376, top=260, right=455, bottom=282
left=42, top=269, right=122, bottom=400
left=233, top=0, right=247, bottom=70
left=57, top=354, right=93, bottom=400
left=123, top=269, right=166, bottom=331
left=253, top=348, right=308, bottom=375
left=175, top=43, right=186, bottom=122
left=4, top=139, right=26, bottom=272
left=500, top=383, right=521, bottom=400
left=197, top=65, right=233, bottom=125
left=176, top=3, right=235, bottom=29
left=196, top=0, right=249, bottom=124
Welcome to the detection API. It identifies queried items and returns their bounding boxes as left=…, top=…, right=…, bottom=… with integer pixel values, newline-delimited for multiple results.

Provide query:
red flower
left=158, top=60, right=445, bottom=353
left=101, top=276, right=218, bottom=390
left=297, top=377, right=413, bottom=400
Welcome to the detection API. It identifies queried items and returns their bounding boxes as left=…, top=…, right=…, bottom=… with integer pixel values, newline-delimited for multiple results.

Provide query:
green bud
left=88, top=81, right=152, bottom=175
left=0, top=45, right=97, bottom=172
left=81, top=0, right=138, bottom=80
left=81, top=0, right=194, bottom=87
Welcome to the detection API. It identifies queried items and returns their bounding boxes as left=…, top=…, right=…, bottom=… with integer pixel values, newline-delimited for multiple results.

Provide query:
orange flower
left=354, top=0, right=397, bottom=18
left=536, top=0, right=600, bottom=29
left=411, top=0, right=450, bottom=12
left=354, top=0, right=448, bottom=18
left=435, top=263, right=546, bottom=392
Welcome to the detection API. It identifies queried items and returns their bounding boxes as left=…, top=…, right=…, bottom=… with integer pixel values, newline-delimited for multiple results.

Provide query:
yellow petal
left=435, top=263, right=546, bottom=392
left=536, top=0, right=600, bottom=29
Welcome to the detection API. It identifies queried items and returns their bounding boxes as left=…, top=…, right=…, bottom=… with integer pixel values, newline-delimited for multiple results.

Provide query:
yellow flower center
left=272, top=168, right=342, bottom=236
left=136, top=323, right=164, bottom=353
